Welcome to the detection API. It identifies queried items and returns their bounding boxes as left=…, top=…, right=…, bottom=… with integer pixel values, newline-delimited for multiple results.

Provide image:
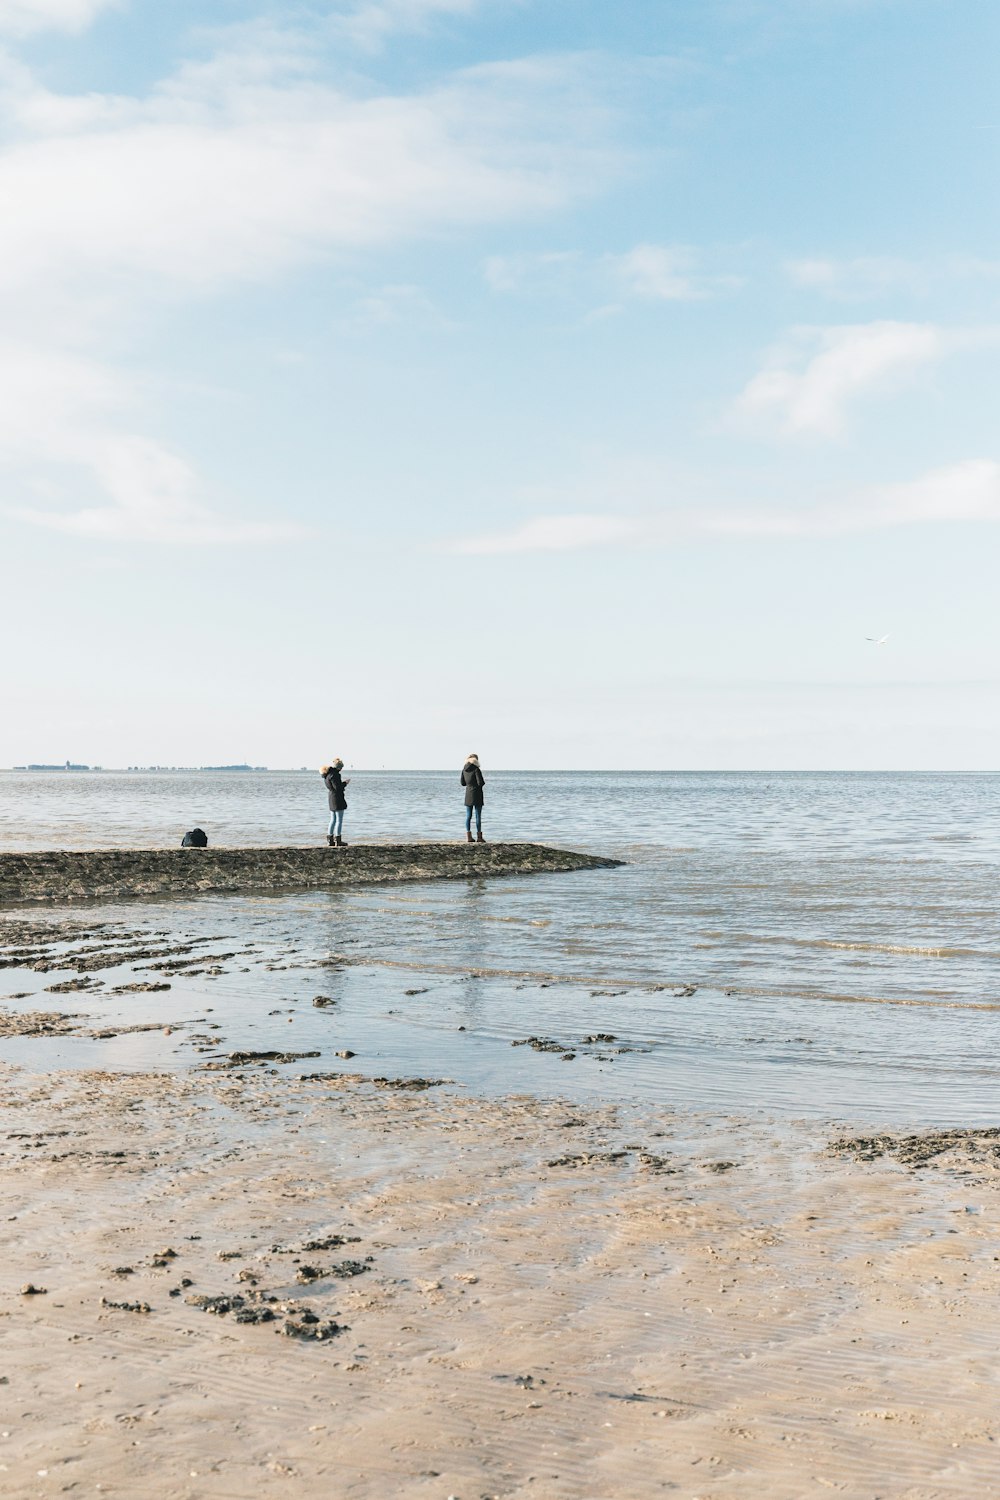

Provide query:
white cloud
left=786, top=256, right=929, bottom=299
left=0, top=51, right=611, bottom=299
left=447, top=460, right=1000, bottom=553
left=0, top=343, right=302, bottom=545
left=787, top=254, right=1000, bottom=301
left=700, top=460, right=1000, bottom=536
left=735, top=321, right=957, bottom=436
left=453, top=514, right=639, bottom=554
left=0, top=0, right=116, bottom=33
left=0, top=40, right=617, bottom=542
left=349, top=282, right=445, bottom=327
left=484, top=242, right=732, bottom=303
left=14, top=436, right=305, bottom=544
left=611, top=243, right=700, bottom=301
left=482, top=250, right=580, bottom=294
left=332, top=0, right=484, bottom=49
left=845, top=459, right=1000, bottom=529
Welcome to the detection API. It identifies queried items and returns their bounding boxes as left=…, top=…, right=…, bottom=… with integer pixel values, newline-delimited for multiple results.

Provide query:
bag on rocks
left=181, top=828, right=208, bottom=848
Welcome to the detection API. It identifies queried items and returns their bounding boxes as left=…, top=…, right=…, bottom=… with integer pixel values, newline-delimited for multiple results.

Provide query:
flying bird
left=865, top=634, right=890, bottom=645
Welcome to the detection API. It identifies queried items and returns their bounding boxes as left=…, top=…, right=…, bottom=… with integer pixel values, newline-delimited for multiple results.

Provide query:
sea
left=2, top=767, right=1000, bottom=1125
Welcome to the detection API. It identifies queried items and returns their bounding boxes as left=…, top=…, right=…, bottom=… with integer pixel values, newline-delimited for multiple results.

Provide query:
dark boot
left=465, top=829, right=474, bottom=843
left=335, top=834, right=347, bottom=847
left=326, top=835, right=335, bottom=846
left=476, top=830, right=486, bottom=843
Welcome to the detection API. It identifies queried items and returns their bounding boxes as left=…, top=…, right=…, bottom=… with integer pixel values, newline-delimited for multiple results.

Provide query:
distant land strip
left=0, top=844, right=623, bottom=906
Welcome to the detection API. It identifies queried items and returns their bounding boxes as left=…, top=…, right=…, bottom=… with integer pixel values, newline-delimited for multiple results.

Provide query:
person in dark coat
left=461, top=753, right=485, bottom=843
left=321, top=758, right=350, bottom=846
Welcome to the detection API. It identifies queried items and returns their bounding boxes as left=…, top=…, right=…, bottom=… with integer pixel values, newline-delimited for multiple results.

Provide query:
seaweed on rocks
left=637, top=1151, right=676, bottom=1174
left=0, top=1009, right=80, bottom=1037
left=233, top=1305, right=276, bottom=1325
left=296, top=1261, right=369, bottom=1283
left=185, top=1293, right=248, bottom=1315
left=281, top=1317, right=348, bottom=1341
left=101, top=1297, right=151, bottom=1313
left=203, top=1049, right=321, bottom=1070
left=271, top=1234, right=361, bottom=1254
left=829, top=1126, right=1000, bottom=1168
left=91, top=1022, right=171, bottom=1039
left=372, top=1076, right=445, bottom=1091
left=546, top=1151, right=630, bottom=1169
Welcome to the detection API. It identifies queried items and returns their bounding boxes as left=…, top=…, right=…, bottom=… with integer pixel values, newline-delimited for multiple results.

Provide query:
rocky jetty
left=0, top=843, right=622, bottom=907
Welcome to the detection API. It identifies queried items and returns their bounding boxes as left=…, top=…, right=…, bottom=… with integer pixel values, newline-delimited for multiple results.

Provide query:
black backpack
left=181, top=828, right=208, bottom=848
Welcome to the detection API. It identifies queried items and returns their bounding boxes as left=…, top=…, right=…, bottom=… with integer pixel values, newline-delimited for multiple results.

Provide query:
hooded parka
left=461, top=761, right=485, bottom=807
left=323, top=766, right=347, bottom=812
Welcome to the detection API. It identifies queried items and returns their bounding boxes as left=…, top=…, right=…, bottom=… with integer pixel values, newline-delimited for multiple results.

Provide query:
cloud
left=452, top=514, right=639, bottom=554
left=0, top=38, right=619, bottom=542
left=610, top=243, right=701, bottom=301
left=0, top=50, right=613, bottom=300
left=0, top=343, right=302, bottom=545
left=447, top=460, right=1000, bottom=553
left=331, top=0, right=485, bottom=49
left=786, top=255, right=1000, bottom=301
left=483, top=242, right=733, bottom=304
left=734, top=321, right=958, bottom=436
left=844, top=459, right=1000, bottom=529
left=482, top=250, right=580, bottom=294
left=345, top=281, right=450, bottom=328
left=786, top=257, right=929, bottom=299
left=13, top=436, right=306, bottom=544
left=0, top=0, right=116, bottom=33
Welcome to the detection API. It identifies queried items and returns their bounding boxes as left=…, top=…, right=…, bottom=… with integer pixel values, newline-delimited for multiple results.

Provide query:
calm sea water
left=2, top=768, right=1000, bottom=1123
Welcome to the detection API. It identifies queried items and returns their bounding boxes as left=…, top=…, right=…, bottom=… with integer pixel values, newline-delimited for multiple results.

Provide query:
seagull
left=865, top=634, right=890, bottom=645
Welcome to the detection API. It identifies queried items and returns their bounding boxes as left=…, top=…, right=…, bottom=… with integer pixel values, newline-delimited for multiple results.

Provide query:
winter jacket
left=461, top=762, right=485, bottom=807
left=323, top=767, right=347, bottom=811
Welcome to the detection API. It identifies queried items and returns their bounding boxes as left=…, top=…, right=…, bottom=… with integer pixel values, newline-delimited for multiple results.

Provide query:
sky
left=1, top=0, right=999, bottom=769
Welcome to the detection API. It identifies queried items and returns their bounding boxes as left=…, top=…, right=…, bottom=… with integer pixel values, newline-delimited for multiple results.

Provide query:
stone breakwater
left=0, top=843, right=622, bottom=906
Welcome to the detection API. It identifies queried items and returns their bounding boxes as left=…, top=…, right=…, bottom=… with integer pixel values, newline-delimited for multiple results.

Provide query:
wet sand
left=3, top=1064, right=1000, bottom=1499
left=3, top=909, right=1000, bottom=1498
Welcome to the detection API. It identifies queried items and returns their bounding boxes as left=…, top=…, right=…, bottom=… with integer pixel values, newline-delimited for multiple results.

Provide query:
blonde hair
left=466, top=753, right=479, bottom=763
left=320, top=759, right=343, bottom=774
left=320, top=765, right=330, bottom=775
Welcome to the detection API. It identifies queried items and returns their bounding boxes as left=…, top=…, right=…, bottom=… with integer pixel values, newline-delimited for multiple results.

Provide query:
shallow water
left=3, top=769, right=1000, bottom=1122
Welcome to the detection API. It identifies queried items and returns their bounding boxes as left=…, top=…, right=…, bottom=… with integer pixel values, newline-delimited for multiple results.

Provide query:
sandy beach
left=3, top=877, right=1000, bottom=1500
left=3, top=1052, right=1000, bottom=1498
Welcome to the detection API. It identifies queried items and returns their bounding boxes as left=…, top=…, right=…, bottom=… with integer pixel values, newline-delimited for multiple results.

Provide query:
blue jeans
left=328, top=809, right=344, bottom=837
left=465, top=804, right=482, bottom=833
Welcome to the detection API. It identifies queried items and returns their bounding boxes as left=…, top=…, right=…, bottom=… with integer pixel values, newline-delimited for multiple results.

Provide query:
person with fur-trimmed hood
left=461, top=754, right=486, bottom=843
left=321, top=759, right=350, bottom=847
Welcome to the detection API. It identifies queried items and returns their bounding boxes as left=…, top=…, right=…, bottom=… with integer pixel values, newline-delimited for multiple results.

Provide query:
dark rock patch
left=1, top=844, right=622, bottom=907
left=546, top=1152, right=630, bottom=1169
left=829, top=1127, right=1000, bottom=1169
left=372, top=1076, right=446, bottom=1091
left=281, top=1317, right=348, bottom=1341
left=204, top=1049, right=321, bottom=1070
